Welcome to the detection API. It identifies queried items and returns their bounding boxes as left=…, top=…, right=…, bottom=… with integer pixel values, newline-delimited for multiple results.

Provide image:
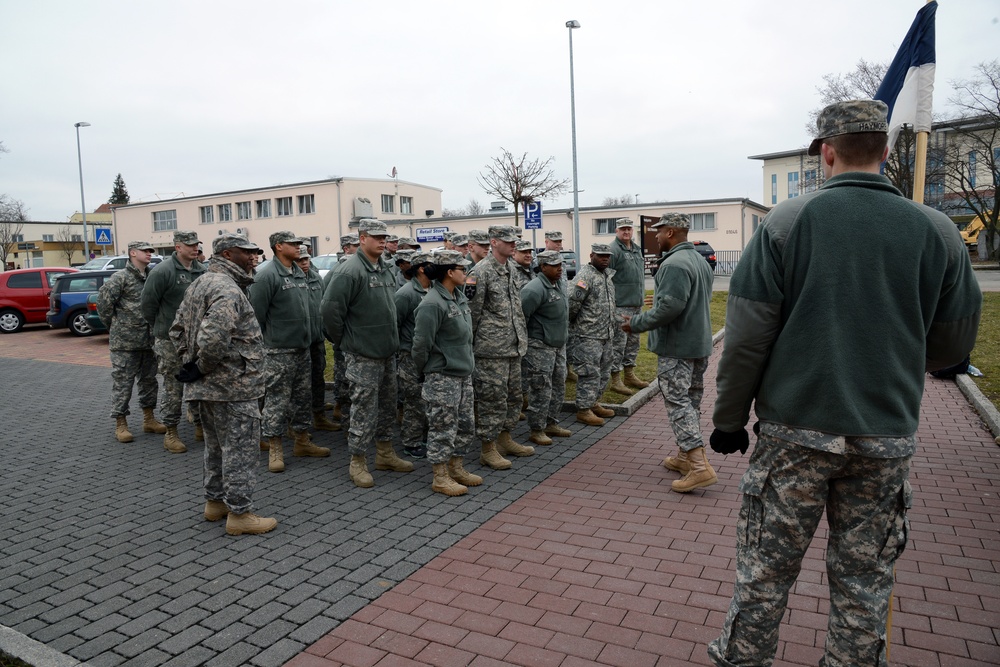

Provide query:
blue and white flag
left=875, top=1, right=936, bottom=149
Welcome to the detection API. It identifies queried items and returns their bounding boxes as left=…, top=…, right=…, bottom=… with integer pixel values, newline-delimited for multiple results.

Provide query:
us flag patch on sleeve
left=576, top=280, right=588, bottom=289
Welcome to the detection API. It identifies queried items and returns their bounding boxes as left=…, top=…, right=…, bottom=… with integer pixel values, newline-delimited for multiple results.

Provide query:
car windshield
left=310, top=255, right=339, bottom=270
left=79, top=258, right=108, bottom=270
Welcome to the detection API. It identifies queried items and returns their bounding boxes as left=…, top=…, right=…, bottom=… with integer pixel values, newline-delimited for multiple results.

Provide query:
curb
left=955, top=374, right=1000, bottom=445
left=0, top=624, right=90, bottom=667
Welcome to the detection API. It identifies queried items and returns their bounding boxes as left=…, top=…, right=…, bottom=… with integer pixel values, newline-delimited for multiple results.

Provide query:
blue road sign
left=95, top=228, right=113, bottom=245
left=415, top=226, right=449, bottom=243
left=524, top=202, right=542, bottom=230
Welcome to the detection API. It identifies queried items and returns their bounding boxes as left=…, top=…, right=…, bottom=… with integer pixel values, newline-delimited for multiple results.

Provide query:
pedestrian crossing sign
left=95, top=228, right=113, bottom=245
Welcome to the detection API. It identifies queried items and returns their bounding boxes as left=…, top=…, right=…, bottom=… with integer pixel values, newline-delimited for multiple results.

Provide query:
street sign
left=95, top=228, right=113, bottom=245
left=415, top=226, right=449, bottom=243
left=524, top=202, right=542, bottom=229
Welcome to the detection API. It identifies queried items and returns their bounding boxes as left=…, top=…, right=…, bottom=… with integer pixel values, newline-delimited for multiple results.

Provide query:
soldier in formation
left=568, top=244, right=618, bottom=426
left=394, top=251, right=433, bottom=459
left=608, top=218, right=649, bottom=395
left=296, top=245, right=340, bottom=433
left=465, top=230, right=490, bottom=266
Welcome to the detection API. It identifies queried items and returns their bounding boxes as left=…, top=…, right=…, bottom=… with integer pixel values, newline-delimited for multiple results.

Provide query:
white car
left=78, top=254, right=164, bottom=271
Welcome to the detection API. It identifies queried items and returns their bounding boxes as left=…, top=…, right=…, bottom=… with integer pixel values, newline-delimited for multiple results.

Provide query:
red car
left=0, top=267, right=77, bottom=333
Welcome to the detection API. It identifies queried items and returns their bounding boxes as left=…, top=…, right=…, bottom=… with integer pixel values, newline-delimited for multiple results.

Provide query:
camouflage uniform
left=395, top=275, right=429, bottom=451
left=97, top=261, right=158, bottom=418
left=567, top=261, right=616, bottom=410
left=466, top=253, right=528, bottom=442
left=521, top=267, right=569, bottom=432
left=304, top=264, right=327, bottom=412
left=608, top=234, right=645, bottom=373
left=169, top=255, right=265, bottom=515
left=423, top=374, right=475, bottom=463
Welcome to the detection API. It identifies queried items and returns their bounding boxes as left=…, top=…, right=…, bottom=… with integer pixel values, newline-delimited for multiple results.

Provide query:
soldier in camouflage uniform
left=169, top=233, right=277, bottom=536
left=322, top=219, right=412, bottom=488
left=608, top=218, right=649, bottom=395
left=466, top=225, right=532, bottom=468
left=296, top=245, right=340, bottom=433
left=513, top=239, right=535, bottom=415
left=412, top=250, right=481, bottom=496
left=324, top=233, right=359, bottom=422
left=141, top=230, right=206, bottom=453
left=97, top=240, right=167, bottom=443
left=624, top=213, right=716, bottom=493
left=394, top=251, right=432, bottom=458
left=465, top=229, right=490, bottom=267
left=707, top=101, right=983, bottom=667
left=568, top=244, right=618, bottom=426
left=451, top=234, right=469, bottom=259
left=251, top=231, right=329, bottom=474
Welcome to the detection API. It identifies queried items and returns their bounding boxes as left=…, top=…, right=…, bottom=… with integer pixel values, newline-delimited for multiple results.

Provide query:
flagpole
left=911, top=0, right=935, bottom=204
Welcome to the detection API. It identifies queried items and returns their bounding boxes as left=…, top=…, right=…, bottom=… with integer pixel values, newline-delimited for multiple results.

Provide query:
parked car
left=0, top=267, right=77, bottom=333
left=85, top=292, right=108, bottom=335
left=309, top=253, right=341, bottom=279
left=46, top=269, right=117, bottom=336
left=560, top=250, right=578, bottom=280
left=79, top=254, right=163, bottom=271
left=692, top=241, right=717, bottom=271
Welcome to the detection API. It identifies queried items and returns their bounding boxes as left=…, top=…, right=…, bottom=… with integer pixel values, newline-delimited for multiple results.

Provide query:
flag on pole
left=875, top=1, right=937, bottom=150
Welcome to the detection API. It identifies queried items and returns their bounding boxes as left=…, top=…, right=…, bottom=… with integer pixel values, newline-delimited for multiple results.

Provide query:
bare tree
left=478, top=148, right=570, bottom=225
left=0, top=194, right=29, bottom=270
left=56, top=225, right=80, bottom=265
left=602, top=194, right=636, bottom=207
left=466, top=199, right=485, bottom=216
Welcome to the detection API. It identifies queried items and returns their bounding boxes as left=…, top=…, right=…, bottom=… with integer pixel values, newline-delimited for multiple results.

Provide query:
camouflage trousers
left=397, top=351, right=428, bottom=449
left=345, top=352, right=396, bottom=456
left=473, top=356, right=522, bottom=443
left=524, top=340, right=567, bottom=431
left=194, top=399, right=260, bottom=516
left=260, top=348, right=312, bottom=438
left=657, top=356, right=708, bottom=453
left=569, top=336, right=613, bottom=410
left=423, top=372, right=475, bottom=464
left=611, top=305, right=641, bottom=372
left=309, top=340, right=327, bottom=412
left=153, top=337, right=193, bottom=427
left=333, top=347, right=351, bottom=419
left=109, top=349, right=158, bottom=418
left=708, top=435, right=912, bottom=667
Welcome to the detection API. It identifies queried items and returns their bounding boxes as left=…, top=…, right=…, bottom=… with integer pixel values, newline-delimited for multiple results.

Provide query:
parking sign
left=523, top=202, right=542, bottom=230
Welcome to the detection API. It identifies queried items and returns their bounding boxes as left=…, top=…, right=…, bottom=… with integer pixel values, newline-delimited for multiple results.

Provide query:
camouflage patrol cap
left=409, top=252, right=434, bottom=266
left=515, top=240, right=533, bottom=252
left=514, top=227, right=524, bottom=238
left=591, top=243, right=612, bottom=255
left=174, top=230, right=199, bottom=246
left=807, top=99, right=889, bottom=156
left=651, top=213, right=690, bottom=229
left=468, top=229, right=489, bottom=245
left=128, top=240, right=155, bottom=251
left=394, top=249, right=416, bottom=265
left=615, top=218, right=634, bottom=229
left=535, top=250, right=563, bottom=266
left=269, top=230, right=305, bottom=247
left=386, top=234, right=399, bottom=243
left=397, top=237, right=419, bottom=247
left=544, top=231, right=563, bottom=241
left=340, top=233, right=359, bottom=248
left=488, top=225, right=518, bottom=242
left=451, top=234, right=469, bottom=246
left=213, top=233, right=262, bottom=255
left=443, top=232, right=456, bottom=242
left=358, top=219, right=389, bottom=236
left=433, top=249, right=471, bottom=268
left=298, top=245, right=311, bottom=259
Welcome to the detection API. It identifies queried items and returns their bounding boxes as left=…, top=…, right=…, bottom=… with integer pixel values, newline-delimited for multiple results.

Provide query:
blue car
left=46, top=269, right=116, bottom=336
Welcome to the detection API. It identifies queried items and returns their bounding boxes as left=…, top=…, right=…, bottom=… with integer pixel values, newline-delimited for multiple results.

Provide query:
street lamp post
left=75, top=122, right=91, bottom=262
left=566, top=20, right=581, bottom=264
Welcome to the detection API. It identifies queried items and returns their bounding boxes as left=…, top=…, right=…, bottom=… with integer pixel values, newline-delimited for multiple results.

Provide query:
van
left=0, top=267, right=77, bottom=333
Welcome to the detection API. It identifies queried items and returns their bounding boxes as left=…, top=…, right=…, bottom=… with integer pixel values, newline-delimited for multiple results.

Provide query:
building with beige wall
left=2, top=220, right=116, bottom=270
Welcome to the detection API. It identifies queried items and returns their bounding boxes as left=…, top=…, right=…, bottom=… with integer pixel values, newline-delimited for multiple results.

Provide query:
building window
left=42, top=234, right=54, bottom=242
left=12, top=234, right=24, bottom=242
left=593, top=218, right=617, bottom=234
left=771, top=174, right=777, bottom=204
left=381, top=194, right=394, bottom=213
left=400, top=196, right=413, bottom=215
left=153, top=210, right=178, bottom=232
left=752, top=214, right=760, bottom=233
left=968, top=151, right=977, bottom=188
left=237, top=201, right=252, bottom=220
left=218, top=203, right=232, bottom=222
left=199, top=206, right=214, bottom=224
left=297, top=194, right=315, bottom=215
left=277, top=197, right=293, bottom=217
left=803, top=169, right=818, bottom=193
left=256, top=199, right=271, bottom=218
left=72, top=234, right=83, bottom=242
left=993, top=147, right=1000, bottom=186
left=787, top=172, right=799, bottom=199
left=690, top=213, right=716, bottom=231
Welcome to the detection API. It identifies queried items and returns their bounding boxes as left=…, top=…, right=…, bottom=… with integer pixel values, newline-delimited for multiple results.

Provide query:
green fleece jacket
left=321, top=251, right=399, bottom=359
left=249, top=259, right=311, bottom=350
left=395, top=278, right=428, bottom=353
left=520, top=273, right=569, bottom=348
left=411, top=281, right=474, bottom=377
left=609, top=237, right=646, bottom=307
left=140, top=252, right=206, bottom=339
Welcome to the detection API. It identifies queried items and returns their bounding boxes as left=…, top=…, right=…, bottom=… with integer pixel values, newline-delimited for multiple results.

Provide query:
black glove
left=753, top=421, right=760, bottom=437
left=709, top=428, right=749, bottom=455
left=175, top=361, right=204, bottom=383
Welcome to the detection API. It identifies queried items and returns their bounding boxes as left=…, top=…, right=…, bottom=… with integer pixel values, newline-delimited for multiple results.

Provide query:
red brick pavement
left=0, top=326, right=111, bottom=367
left=286, top=346, right=1000, bottom=667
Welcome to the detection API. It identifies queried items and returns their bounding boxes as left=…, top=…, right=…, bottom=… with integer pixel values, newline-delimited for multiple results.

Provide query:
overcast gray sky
left=2, top=0, right=997, bottom=222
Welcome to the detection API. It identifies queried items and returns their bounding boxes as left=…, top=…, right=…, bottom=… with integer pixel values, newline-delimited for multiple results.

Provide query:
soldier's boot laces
left=141, top=408, right=166, bottom=434
left=609, top=371, right=635, bottom=396
left=204, top=500, right=228, bottom=522
left=624, top=366, right=650, bottom=389
left=480, top=441, right=512, bottom=470
left=592, top=404, right=615, bottom=419
left=293, top=431, right=330, bottom=457
left=115, top=416, right=134, bottom=443
left=313, top=411, right=341, bottom=432
left=447, top=457, right=482, bottom=487
left=432, top=463, right=468, bottom=497
left=375, top=440, right=414, bottom=472
left=528, top=430, right=553, bottom=446
left=545, top=423, right=572, bottom=438
left=576, top=409, right=604, bottom=426
left=226, top=512, right=277, bottom=536
left=671, top=447, right=718, bottom=493
left=350, top=454, right=374, bottom=488
left=164, top=426, right=187, bottom=453
left=497, top=431, right=534, bottom=457
left=268, top=437, right=284, bottom=472
left=662, top=448, right=692, bottom=474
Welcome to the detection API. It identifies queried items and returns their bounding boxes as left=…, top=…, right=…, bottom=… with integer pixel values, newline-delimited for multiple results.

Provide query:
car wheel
left=0, top=309, right=25, bottom=334
left=69, top=310, right=93, bottom=336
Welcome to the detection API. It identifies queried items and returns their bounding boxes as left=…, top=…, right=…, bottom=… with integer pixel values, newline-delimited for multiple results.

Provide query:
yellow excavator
left=958, top=216, right=984, bottom=246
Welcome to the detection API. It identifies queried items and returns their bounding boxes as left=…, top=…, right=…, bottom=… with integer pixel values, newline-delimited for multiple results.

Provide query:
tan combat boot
left=164, top=426, right=187, bottom=453
left=141, top=408, right=167, bottom=434
left=624, top=366, right=650, bottom=389
left=545, top=423, right=572, bottom=438
left=497, top=431, right=534, bottom=457
left=313, top=411, right=341, bottom=432
left=566, top=367, right=579, bottom=383
left=662, top=449, right=692, bottom=474
left=608, top=371, right=635, bottom=396
left=375, top=440, right=414, bottom=472
left=447, top=457, right=482, bottom=486
left=293, top=431, right=330, bottom=457
left=204, top=500, right=228, bottom=522
left=592, top=404, right=615, bottom=419
left=260, top=440, right=268, bottom=451
left=194, top=424, right=204, bottom=442
left=576, top=409, right=604, bottom=426
left=480, top=441, right=512, bottom=470
left=226, top=512, right=277, bottom=536
left=671, top=447, right=718, bottom=493
left=268, top=437, right=284, bottom=472
left=432, top=463, right=467, bottom=496
left=350, top=454, right=374, bottom=488
left=332, top=402, right=343, bottom=421
left=115, top=416, right=134, bottom=443
left=528, top=430, right=553, bottom=446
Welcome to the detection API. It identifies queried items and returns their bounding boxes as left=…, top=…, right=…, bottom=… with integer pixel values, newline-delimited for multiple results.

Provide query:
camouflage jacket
left=512, top=264, right=533, bottom=293
left=168, top=257, right=265, bottom=402
left=140, top=252, right=206, bottom=340
left=97, top=261, right=153, bottom=351
left=465, top=254, right=527, bottom=358
left=568, top=264, right=617, bottom=340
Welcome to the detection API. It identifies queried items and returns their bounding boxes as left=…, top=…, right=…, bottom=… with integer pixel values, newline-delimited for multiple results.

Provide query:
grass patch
left=0, top=652, right=33, bottom=667
left=971, top=292, right=1000, bottom=411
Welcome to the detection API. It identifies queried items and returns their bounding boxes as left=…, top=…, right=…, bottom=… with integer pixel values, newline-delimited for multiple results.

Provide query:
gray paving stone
left=157, top=606, right=212, bottom=634
left=126, top=647, right=172, bottom=666
left=205, top=642, right=259, bottom=667
left=115, top=628, right=172, bottom=658
left=200, top=604, right=252, bottom=632
left=73, top=630, right=128, bottom=660
left=243, top=601, right=291, bottom=628
left=159, top=646, right=216, bottom=667
left=119, top=609, right=171, bottom=637
left=156, top=624, right=214, bottom=655
left=323, top=594, right=369, bottom=621
left=39, top=598, right=90, bottom=624
left=249, top=638, right=305, bottom=667
left=84, top=650, right=127, bottom=667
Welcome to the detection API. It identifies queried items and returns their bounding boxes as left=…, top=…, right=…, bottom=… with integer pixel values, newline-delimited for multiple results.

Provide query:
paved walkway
left=1, top=329, right=999, bottom=666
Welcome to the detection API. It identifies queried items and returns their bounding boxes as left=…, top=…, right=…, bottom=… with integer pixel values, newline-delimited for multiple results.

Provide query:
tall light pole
left=75, top=122, right=91, bottom=262
left=566, top=20, right=581, bottom=262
